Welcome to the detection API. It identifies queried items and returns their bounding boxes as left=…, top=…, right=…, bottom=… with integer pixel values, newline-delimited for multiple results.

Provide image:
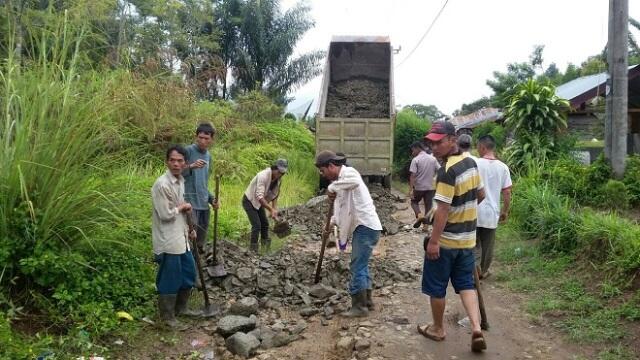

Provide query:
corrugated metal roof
left=555, top=65, right=639, bottom=101
left=449, top=108, right=502, bottom=129
left=555, top=72, right=608, bottom=101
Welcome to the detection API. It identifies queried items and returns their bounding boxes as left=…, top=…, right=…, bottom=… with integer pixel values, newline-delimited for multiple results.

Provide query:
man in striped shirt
left=417, top=121, right=487, bottom=353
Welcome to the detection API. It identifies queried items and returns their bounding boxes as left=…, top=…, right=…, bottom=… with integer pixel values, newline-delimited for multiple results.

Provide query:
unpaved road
left=123, top=191, right=589, bottom=359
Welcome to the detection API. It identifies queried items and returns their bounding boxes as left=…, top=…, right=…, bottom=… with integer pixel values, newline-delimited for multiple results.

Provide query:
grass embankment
left=494, top=176, right=640, bottom=359
left=0, top=16, right=317, bottom=358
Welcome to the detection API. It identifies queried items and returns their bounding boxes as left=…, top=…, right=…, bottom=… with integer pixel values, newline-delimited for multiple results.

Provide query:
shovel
left=314, top=197, right=335, bottom=284
left=272, top=217, right=292, bottom=238
left=186, top=213, right=220, bottom=317
left=208, top=175, right=227, bottom=278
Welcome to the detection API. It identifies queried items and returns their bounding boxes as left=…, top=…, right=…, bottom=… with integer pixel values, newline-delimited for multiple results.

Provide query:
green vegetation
left=503, top=79, right=570, bottom=170
left=393, top=108, right=431, bottom=178
left=495, top=225, right=640, bottom=359
left=0, top=1, right=319, bottom=357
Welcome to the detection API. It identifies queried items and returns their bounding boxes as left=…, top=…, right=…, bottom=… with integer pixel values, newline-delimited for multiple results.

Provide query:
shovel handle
left=314, top=198, right=335, bottom=284
left=186, top=212, right=211, bottom=307
left=212, top=175, right=221, bottom=261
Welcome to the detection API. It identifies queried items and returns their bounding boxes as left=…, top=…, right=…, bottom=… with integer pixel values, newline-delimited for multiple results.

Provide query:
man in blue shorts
left=418, top=121, right=487, bottom=352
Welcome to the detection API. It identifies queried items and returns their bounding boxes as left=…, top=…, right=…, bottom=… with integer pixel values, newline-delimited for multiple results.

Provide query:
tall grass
left=0, top=14, right=118, bottom=291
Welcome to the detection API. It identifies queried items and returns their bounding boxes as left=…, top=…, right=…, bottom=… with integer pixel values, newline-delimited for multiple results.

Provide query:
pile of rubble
left=325, top=77, right=390, bottom=118
left=197, top=186, right=415, bottom=358
left=280, top=183, right=404, bottom=241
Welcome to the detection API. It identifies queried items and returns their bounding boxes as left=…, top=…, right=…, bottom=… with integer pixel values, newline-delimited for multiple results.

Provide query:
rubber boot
left=249, top=240, right=259, bottom=253
left=158, top=294, right=188, bottom=330
left=366, top=289, right=375, bottom=311
left=175, top=289, right=203, bottom=317
left=341, top=290, right=369, bottom=318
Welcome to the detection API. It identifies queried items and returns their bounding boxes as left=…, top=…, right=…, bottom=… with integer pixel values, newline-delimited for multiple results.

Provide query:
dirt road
left=124, top=191, right=588, bottom=359
left=256, top=200, right=584, bottom=360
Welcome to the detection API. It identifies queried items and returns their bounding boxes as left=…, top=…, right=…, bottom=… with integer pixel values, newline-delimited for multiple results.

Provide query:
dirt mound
left=325, top=77, right=389, bottom=118
left=280, top=183, right=403, bottom=241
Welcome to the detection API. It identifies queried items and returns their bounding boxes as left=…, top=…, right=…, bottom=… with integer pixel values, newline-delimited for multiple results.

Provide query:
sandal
left=471, top=331, right=487, bottom=352
left=416, top=324, right=445, bottom=341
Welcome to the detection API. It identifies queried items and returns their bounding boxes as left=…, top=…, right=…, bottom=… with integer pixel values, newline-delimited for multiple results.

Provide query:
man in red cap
left=417, top=121, right=487, bottom=352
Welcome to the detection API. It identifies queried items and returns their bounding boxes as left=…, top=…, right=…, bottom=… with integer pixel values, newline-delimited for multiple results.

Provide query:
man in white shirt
left=315, top=150, right=383, bottom=317
left=151, top=145, right=200, bottom=329
left=474, top=135, right=512, bottom=279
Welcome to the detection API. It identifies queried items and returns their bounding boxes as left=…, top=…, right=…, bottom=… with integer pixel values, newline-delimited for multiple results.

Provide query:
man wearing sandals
left=418, top=121, right=487, bottom=352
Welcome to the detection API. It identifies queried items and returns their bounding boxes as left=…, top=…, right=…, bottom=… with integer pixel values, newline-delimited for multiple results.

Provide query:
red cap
left=424, top=121, right=456, bottom=142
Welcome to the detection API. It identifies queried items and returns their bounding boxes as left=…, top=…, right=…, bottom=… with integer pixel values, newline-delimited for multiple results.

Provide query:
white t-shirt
left=476, top=158, right=512, bottom=229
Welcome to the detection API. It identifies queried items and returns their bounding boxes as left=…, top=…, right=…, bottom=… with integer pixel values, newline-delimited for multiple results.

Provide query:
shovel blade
left=273, top=219, right=292, bottom=238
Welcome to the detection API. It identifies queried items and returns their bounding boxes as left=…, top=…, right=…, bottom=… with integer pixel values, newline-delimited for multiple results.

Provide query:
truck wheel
left=383, top=175, right=392, bottom=189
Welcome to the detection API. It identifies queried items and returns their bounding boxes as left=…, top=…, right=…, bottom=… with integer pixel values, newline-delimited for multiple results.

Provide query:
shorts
left=421, top=247, right=475, bottom=298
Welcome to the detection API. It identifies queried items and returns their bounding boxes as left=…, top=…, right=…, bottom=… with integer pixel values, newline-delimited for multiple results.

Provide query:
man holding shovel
left=418, top=121, right=487, bottom=352
left=315, top=150, right=382, bottom=318
left=183, top=123, right=219, bottom=254
left=152, top=145, right=202, bottom=329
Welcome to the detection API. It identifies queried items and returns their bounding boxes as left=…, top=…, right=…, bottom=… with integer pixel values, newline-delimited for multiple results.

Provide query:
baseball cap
left=274, top=158, right=288, bottom=173
left=424, top=121, right=456, bottom=142
left=315, top=150, right=346, bottom=167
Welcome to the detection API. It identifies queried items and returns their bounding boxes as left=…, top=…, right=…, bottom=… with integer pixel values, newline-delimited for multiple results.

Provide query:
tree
left=214, top=0, right=243, bottom=99
left=402, top=104, right=443, bottom=120
left=503, top=79, right=570, bottom=169
left=561, top=63, right=581, bottom=83
left=231, top=0, right=324, bottom=104
left=580, top=55, right=607, bottom=76
left=453, top=97, right=493, bottom=116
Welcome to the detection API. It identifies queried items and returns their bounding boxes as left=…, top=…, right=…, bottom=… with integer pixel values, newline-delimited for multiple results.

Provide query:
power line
left=395, top=0, right=450, bottom=68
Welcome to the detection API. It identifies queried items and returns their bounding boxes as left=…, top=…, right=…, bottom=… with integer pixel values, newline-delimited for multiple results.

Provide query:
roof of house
left=555, top=64, right=640, bottom=108
left=449, top=107, right=503, bottom=130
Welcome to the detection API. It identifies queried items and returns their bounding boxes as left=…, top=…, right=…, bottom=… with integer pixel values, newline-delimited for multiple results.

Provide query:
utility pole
left=605, top=0, right=628, bottom=178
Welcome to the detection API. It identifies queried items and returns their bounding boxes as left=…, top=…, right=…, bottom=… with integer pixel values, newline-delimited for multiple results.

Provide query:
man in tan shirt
left=151, top=145, right=201, bottom=329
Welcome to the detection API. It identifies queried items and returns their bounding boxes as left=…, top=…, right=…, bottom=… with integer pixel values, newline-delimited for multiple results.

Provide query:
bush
left=510, top=180, right=580, bottom=253
left=543, top=158, right=588, bottom=201
left=623, top=155, right=640, bottom=206
left=393, top=109, right=431, bottom=178
left=578, top=210, right=640, bottom=274
left=599, top=180, right=629, bottom=210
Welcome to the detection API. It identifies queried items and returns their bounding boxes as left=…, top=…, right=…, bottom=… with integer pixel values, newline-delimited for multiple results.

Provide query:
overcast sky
left=283, top=0, right=640, bottom=117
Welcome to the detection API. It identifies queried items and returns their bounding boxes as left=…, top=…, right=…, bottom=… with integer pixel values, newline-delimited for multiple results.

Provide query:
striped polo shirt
left=434, top=154, right=484, bottom=249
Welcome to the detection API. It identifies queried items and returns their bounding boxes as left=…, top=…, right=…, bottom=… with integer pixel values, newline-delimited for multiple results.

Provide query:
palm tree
left=231, top=0, right=324, bottom=104
left=630, top=17, right=640, bottom=58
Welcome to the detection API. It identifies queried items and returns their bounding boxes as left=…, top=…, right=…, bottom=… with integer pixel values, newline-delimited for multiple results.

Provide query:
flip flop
left=413, top=217, right=425, bottom=228
left=471, top=332, right=487, bottom=352
left=416, top=324, right=445, bottom=341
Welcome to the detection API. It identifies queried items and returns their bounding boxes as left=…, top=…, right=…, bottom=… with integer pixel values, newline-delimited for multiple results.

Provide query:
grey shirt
left=151, top=171, right=190, bottom=255
left=409, top=151, right=440, bottom=191
left=183, top=144, right=214, bottom=210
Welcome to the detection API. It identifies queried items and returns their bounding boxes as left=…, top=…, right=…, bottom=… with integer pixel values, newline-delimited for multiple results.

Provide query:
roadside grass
left=494, top=225, right=640, bottom=359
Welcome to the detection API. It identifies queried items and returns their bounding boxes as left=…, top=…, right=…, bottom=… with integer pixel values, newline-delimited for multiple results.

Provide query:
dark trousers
left=411, top=190, right=435, bottom=217
left=154, top=252, right=196, bottom=295
left=474, top=227, right=496, bottom=275
left=192, top=208, right=210, bottom=251
left=242, top=195, right=269, bottom=249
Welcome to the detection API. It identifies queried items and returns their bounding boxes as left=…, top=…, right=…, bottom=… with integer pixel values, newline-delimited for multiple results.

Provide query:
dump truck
left=316, top=35, right=395, bottom=188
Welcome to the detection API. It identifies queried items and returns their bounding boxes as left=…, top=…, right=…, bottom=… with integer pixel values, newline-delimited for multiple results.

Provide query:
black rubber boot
left=366, top=289, right=374, bottom=311
left=341, top=290, right=369, bottom=318
left=175, top=289, right=203, bottom=317
left=249, top=241, right=259, bottom=253
left=158, top=294, right=188, bottom=330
